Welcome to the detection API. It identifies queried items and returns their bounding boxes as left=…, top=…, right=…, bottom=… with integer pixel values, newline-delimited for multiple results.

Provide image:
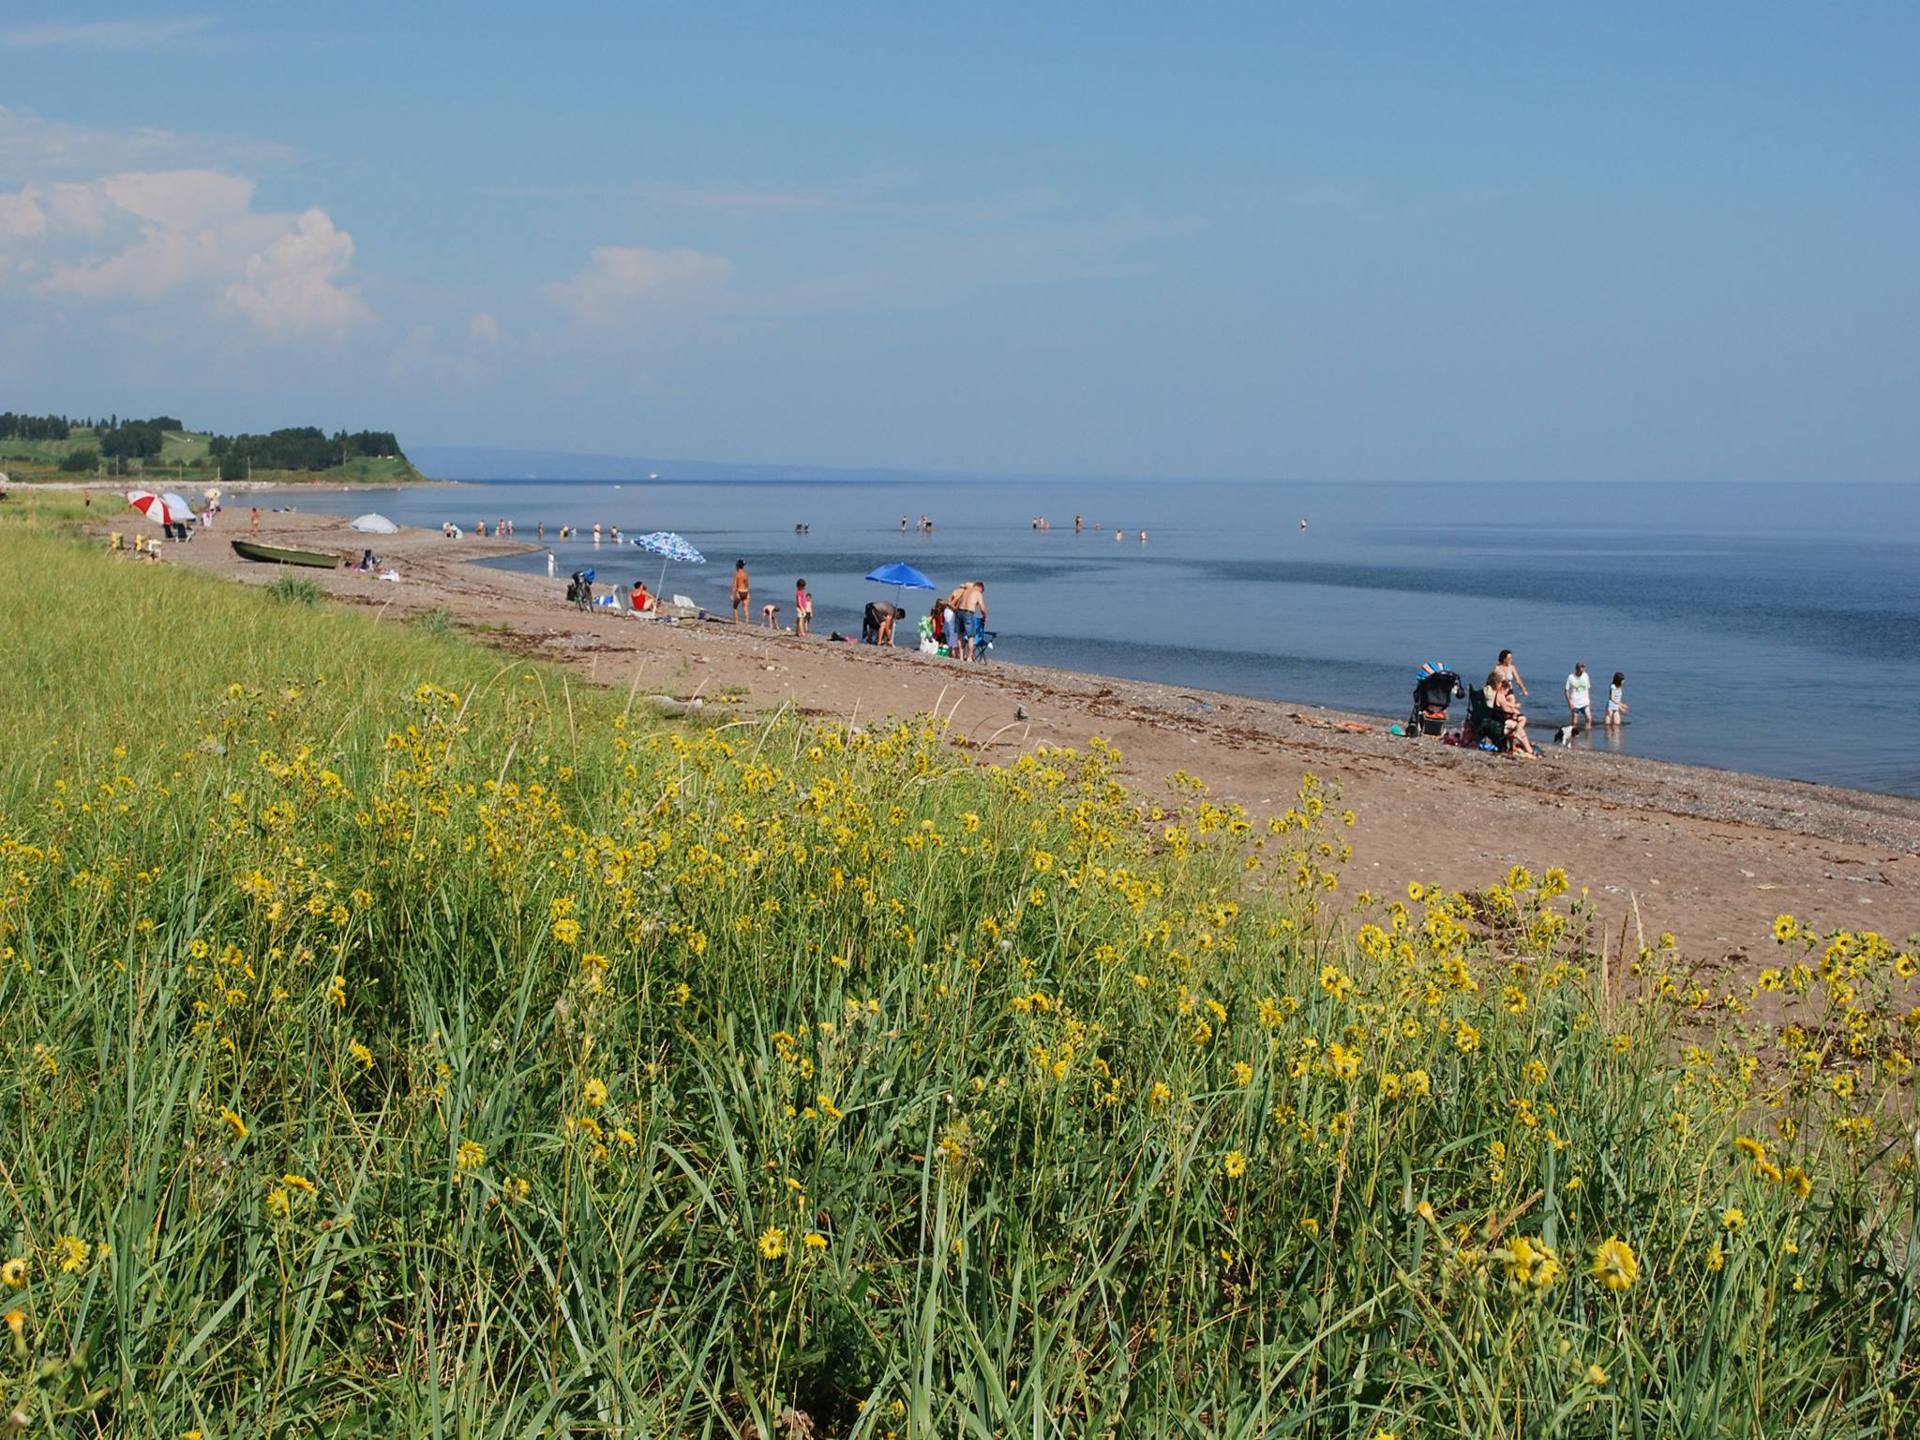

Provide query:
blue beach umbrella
left=630, top=531, right=706, bottom=604
left=865, top=561, right=936, bottom=610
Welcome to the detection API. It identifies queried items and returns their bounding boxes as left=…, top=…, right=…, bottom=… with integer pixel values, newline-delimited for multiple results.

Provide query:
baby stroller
left=566, top=568, right=595, bottom=611
left=1407, top=663, right=1464, bottom=737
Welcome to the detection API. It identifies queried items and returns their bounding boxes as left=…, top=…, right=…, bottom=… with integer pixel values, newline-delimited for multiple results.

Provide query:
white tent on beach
left=349, top=513, right=399, bottom=534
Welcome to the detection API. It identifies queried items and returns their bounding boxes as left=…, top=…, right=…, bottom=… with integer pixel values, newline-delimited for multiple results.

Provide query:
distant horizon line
left=409, top=443, right=1913, bottom=488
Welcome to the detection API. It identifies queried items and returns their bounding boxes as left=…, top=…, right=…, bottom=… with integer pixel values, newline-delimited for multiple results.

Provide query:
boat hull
left=230, top=540, right=339, bottom=569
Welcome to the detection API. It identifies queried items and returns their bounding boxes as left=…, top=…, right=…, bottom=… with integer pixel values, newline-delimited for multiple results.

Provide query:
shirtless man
left=947, top=580, right=987, bottom=661
left=731, top=560, right=750, bottom=624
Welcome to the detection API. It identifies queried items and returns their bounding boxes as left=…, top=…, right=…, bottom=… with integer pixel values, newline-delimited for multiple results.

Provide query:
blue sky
left=2, top=3, right=1915, bottom=481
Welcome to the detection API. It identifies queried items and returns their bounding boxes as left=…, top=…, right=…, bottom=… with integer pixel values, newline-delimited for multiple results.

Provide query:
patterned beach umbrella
left=126, top=489, right=192, bottom=526
left=630, top=532, right=705, bottom=564
left=629, top=531, right=705, bottom=607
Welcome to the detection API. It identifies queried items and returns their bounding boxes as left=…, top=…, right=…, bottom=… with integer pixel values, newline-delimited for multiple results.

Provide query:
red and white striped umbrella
left=126, top=489, right=192, bottom=526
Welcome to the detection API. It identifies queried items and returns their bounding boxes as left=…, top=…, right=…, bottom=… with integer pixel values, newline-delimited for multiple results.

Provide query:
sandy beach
left=146, top=507, right=1920, bottom=968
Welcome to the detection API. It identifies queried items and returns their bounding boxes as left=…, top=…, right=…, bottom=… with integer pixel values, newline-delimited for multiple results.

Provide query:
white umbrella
left=162, top=491, right=200, bottom=520
left=350, top=513, right=399, bottom=534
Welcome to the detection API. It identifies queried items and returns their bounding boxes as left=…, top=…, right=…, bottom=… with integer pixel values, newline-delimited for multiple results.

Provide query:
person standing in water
left=1605, top=672, right=1629, bottom=727
left=946, top=580, right=987, bottom=661
left=731, top=560, right=751, bottom=624
left=1495, top=649, right=1529, bottom=699
left=1564, top=662, right=1592, bottom=733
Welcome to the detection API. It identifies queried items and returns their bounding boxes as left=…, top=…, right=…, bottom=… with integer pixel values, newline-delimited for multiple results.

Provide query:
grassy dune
left=0, top=509, right=1915, bottom=1436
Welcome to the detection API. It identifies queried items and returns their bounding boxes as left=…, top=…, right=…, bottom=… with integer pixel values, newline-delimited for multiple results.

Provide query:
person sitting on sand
left=863, top=601, right=903, bottom=646
left=1488, top=673, right=1537, bottom=757
left=629, top=579, right=654, bottom=613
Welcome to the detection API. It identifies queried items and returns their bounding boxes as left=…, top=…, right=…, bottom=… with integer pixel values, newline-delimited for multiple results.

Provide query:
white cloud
left=99, top=168, right=253, bottom=227
left=388, top=314, right=509, bottom=389
left=36, top=170, right=269, bottom=300
left=0, top=191, right=46, bottom=241
left=542, top=245, right=733, bottom=324
left=0, top=104, right=291, bottom=184
left=222, top=209, right=369, bottom=340
left=5, top=167, right=370, bottom=339
left=631, top=184, right=833, bottom=218
left=1, top=17, right=212, bottom=51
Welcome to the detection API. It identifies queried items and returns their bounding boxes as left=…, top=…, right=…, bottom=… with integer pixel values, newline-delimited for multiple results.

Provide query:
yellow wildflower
left=1591, top=1237, right=1639, bottom=1292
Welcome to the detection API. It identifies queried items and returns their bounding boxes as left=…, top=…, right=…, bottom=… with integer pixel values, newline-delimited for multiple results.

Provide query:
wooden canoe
left=230, top=539, right=340, bottom=568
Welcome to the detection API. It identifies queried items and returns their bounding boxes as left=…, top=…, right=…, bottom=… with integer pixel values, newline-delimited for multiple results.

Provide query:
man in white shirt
left=1564, top=662, right=1592, bottom=734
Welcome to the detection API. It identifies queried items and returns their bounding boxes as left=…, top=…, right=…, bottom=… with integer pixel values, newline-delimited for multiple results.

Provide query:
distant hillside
left=0, top=411, right=422, bottom=484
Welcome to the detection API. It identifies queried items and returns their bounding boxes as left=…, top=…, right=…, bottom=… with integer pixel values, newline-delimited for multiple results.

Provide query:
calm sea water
left=272, top=479, right=1920, bottom=797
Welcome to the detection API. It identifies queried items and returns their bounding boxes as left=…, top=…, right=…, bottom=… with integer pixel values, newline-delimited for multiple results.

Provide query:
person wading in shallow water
left=1495, top=649, right=1529, bottom=699
left=731, top=560, right=751, bottom=624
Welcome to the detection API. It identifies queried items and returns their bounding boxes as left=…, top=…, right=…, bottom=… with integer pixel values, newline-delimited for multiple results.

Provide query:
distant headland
left=0, top=410, right=424, bottom=487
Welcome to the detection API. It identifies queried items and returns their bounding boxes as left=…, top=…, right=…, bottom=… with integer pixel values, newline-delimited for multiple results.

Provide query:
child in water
left=1605, top=672, right=1629, bottom=727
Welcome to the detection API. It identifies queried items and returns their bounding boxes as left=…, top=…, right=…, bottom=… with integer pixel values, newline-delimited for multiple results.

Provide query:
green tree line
left=210, top=428, right=404, bottom=480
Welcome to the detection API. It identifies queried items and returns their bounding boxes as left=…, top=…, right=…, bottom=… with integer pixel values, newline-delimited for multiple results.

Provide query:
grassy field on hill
left=0, top=497, right=1914, bottom=1436
left=1, top=428, right=422, bottom=486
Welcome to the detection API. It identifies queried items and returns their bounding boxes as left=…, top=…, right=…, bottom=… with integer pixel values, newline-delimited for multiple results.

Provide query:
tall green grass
left=0, top=517, right=1914, bottom=1436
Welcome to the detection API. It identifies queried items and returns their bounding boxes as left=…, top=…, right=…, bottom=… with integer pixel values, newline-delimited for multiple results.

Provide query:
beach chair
left=1463, top=685, right=1513, bottom=752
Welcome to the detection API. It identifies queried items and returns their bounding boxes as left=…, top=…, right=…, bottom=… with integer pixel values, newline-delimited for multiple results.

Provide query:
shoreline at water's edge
left=134, top=507, right=1920, bottom=956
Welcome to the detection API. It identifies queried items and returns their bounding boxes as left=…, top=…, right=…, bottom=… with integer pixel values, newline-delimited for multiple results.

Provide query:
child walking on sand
left=1605, top=672, right=1629, bottom=727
